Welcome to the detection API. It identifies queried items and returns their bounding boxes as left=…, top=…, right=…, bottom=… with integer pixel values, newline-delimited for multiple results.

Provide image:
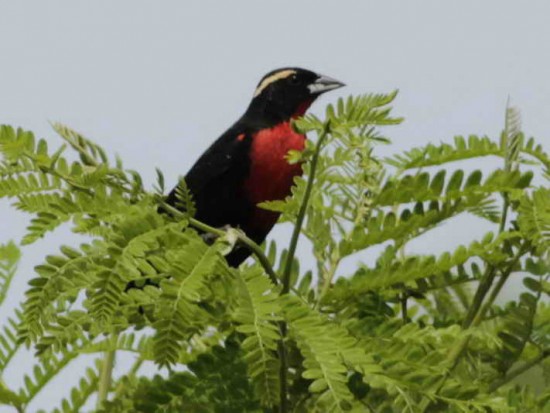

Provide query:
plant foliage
left=0, top=93, right=549, bottom=412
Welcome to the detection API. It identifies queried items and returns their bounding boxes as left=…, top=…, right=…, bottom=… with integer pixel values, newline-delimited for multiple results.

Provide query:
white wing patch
left=253, top=69, right=296, bottom=97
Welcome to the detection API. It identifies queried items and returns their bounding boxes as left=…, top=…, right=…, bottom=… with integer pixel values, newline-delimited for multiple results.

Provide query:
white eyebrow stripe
left=253, top=69, right=296, bottom=97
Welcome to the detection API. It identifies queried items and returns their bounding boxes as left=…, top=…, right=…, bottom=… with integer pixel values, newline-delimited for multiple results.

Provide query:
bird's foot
left=201, top=224, right=237, bottom=244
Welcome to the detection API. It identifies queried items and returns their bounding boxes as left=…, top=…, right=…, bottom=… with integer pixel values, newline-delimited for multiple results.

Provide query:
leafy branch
left=0, top=92, right=549, bottom=412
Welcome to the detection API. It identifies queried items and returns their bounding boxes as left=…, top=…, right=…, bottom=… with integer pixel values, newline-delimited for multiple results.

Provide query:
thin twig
left=281, top=121, right=331, bottom=294
left=315, top=257, right=340, bottom=308
left=461, top=165, right=516, bottom=330
left=96, top=347, right=116, bottom=409
left=443, top=246, right=527, bottom=375
left=473, top=246, right=527, bottom=326
left=401, top=293, right=409, bottom=324
left=278, top=121, right=331, bottom=413
left=160, top=202, right=279, bottom=285
left=277, top=324, right=288, bottom=413
left=488, top=349, right=550, bottom=392
left=462, top=266, right=498, bottom=328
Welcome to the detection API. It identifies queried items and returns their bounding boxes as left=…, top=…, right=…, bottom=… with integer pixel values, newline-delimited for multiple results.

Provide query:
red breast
left=244, top=122, right=306, bottom=229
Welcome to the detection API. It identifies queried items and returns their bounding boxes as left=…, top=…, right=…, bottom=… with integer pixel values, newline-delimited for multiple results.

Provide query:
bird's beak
left=308, top=74, right=346, bottom=95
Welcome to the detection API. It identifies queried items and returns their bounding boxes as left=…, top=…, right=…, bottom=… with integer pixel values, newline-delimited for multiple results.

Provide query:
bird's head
left=246, top=67, right=345, bottom=123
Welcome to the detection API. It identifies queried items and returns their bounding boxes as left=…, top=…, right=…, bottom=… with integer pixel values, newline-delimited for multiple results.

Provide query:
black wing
left=166, top=125, right=253, bottom=229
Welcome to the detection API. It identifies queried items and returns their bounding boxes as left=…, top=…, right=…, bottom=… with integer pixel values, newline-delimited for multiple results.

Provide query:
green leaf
left=0, top=242, right=21, bottom=306
left=0, top=379, right=23, bottom=410
left=517, top=187, right=550, bottom=257
left=233, top=266, right=281, bottom=407
left=385, top=135, right=503, bottom=171
left=153, top=233, right=226, bottom=367
left=282, top=295, right=366, bottom=412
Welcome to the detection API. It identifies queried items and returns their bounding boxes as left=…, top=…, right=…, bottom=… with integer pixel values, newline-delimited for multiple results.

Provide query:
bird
left=166, top=67, right=345, bottom=267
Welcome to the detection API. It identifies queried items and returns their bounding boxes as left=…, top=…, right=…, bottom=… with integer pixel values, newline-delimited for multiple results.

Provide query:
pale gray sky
left=1, top=1, right=549, bottom=411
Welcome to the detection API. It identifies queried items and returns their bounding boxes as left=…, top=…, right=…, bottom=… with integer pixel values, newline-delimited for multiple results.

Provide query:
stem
left=462, top=178, right=515, bottom=329
left=396, top=231, right=408, bottom=324
left=488, top=349, right=550, bottom=392
left=457, top=251, right=523, bottom=355
left=277, top=122, right=330, bottom=412
left=96, top=349, right=116, bottom=409
left=499, top=195, right=509, bottom=234
left=315, top=257, right=340, bottom=308
left=473, top=246, right=526, bottom=326
left=277, top=324, right=288, bottom=413
left=462, top=266, right=497, bottom=328
left=161, top=202, right=279, bottom=285
left=281, top=122, right=331, bottom=294
left=25, top=154, right=95, bottom=195
left=401, top=293, right=408, bottom=324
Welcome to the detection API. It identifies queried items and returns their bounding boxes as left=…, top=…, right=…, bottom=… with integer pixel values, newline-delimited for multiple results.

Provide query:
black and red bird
left=167, top=68, right=344, bottom=266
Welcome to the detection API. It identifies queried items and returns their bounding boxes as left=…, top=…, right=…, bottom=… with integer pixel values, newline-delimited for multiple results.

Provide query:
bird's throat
left=293, top=98, right=315, bottom=118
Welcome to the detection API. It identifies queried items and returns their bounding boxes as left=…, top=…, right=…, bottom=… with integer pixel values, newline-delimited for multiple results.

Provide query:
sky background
left=1, top=1, right=549, bottom=411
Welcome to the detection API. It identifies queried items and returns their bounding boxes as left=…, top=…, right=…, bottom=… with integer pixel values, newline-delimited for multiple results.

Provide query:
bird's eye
left=289, top=75, right=299, bottom=85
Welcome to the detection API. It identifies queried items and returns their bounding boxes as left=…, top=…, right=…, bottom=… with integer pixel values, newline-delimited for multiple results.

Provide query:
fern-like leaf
left=374, top=169, right=532, bottom=207
left=0, top=311, right=22, bottom=373
left=0, top=242, right=20, bottom=306
left=153, top=233, right=225, bottom=367
left=282, top=295, right=365, bottom=412
left=517, top=187, right=550, bottom=257
left=101, top=338, right=259, bottom=413
left=494, top=292, right=538, bottom=374
left=17, top=348, right=81, bottom=404
left=51, top=122, right=109, bottom=166
left=233, top=265, right=281, bottom=406
left=338, top=231, right=519, bottom=297
left=48, top=360, right=101, bottom=413
left=385, top=135, right=503, bottom=171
